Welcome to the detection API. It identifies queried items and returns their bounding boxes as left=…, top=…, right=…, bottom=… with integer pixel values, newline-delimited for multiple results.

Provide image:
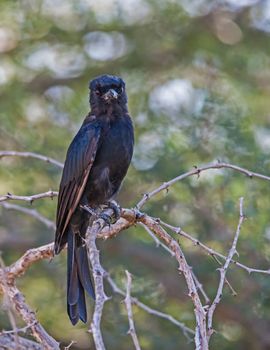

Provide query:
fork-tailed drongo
left=54, top=75, right=134, bottom=325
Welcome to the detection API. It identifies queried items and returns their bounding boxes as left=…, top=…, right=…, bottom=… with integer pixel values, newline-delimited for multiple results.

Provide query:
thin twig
left=0, top=191, right=58, bottom=203
left=0, top=321, right=37, bottom=336
left=159, top=218, right=270, bottom=276
left=207, top=197, right=245, bottom=339
left=124, top=271, right=142, bottom=350
left=1, top=202, right=56, bottom=230
left=0, top=150, right=64, bottom=168
left=140, top=223, right=175, bottom=256
left=191, top=271, right=210, bottom=305
left=64, top=340, right=77, bottom=349
left=136, top=162, right=270, bottom=209
left=210, top=255, right=237, bottom=296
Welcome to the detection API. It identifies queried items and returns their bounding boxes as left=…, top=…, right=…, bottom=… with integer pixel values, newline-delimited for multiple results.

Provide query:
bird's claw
left=99, top=212, right=113, bottom=226
left=106, top=200, right=121, bottom=224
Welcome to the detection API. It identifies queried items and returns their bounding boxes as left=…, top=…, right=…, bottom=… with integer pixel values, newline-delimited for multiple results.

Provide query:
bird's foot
left=106, top=200, right=121, bottom=224
left=80, top=202, right=121, bottom=225
left=99, top=200, right=121, bottom=225
left=99, top=212, right=114, bottom=226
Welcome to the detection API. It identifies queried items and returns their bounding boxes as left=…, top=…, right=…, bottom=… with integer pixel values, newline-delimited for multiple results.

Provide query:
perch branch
left=124, top=271, right=142, bottom=350
left=2, top=199, right=269, bottom=277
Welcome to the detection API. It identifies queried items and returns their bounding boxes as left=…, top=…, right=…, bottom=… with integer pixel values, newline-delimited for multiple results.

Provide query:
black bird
left=54, top=75, right=134, bottom=325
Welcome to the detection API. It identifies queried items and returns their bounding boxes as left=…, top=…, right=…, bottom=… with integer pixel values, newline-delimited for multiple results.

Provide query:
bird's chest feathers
left=101, top=117, right=131, bottom=159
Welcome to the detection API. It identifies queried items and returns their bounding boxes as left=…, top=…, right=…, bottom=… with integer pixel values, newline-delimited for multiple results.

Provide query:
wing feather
left=55, top=119, right=100, bottom=253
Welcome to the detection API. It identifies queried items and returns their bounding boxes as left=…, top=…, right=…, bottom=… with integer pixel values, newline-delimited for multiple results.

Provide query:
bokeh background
left=1, top=0, right=270, bottom=349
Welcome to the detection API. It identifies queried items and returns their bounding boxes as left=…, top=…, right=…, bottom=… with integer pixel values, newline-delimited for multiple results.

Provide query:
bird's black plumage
left=54, top=75, right=134, bottom=325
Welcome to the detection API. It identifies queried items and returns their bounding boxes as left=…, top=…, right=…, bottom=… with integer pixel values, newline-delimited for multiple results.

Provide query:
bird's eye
left=95, top=90, right=101, bottom=95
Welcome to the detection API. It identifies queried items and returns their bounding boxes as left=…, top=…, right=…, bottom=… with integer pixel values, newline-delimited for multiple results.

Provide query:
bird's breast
left=84, top=115, right=134, bottom=204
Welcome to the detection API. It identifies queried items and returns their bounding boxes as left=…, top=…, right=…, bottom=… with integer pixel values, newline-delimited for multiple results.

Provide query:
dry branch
left=2, top=159, right=270, bottom=349
left=0, top=191, right=58, bottom=203
left=136, top=162, right=270, bottom=209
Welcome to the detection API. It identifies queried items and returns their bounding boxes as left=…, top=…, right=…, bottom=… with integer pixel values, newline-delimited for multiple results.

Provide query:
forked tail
left=67, top=227, right=95, bottom=325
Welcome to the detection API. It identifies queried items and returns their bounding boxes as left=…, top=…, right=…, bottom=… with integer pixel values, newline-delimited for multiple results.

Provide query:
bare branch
left=136, top=162, right=270, bottom=209
left=1, top=202, right=56, bottom=230
left=2, top=237, right=194, bottom=341
left=124, top=271, right=142, bottom=350
left=207, top=197, right=245, bottom=339
left=0, top=150, right=64, bottom=168
left=6, top=243, right=54, bottom=280
left=4, top=204, right=268, bottom=281
left=0, top=191, right=58, bottom=203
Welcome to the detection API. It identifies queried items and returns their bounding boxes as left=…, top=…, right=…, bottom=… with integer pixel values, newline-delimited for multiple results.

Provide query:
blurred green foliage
left=1, top=0, right=270, bottom=349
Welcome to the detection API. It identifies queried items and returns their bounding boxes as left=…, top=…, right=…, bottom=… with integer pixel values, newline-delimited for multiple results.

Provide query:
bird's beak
left=103, top=89, right=119, bottom=101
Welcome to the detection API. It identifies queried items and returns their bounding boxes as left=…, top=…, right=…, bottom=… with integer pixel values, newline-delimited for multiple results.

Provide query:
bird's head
left=89, top=75, right=127, bottom=112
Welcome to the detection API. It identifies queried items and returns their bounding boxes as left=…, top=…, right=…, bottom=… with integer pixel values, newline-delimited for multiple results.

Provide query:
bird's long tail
left=67, top=226, right=95, bottom=325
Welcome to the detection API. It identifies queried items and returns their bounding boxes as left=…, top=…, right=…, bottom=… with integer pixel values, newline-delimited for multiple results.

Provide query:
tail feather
left=66, top=226, right=95, bottom=325
left=78, top=280, right=87, bottom=323
left=76, top=245, right=95, bottom=299
left=67, top=231, right=79, bottom=305
left=68, top=303, right=79, bottom=326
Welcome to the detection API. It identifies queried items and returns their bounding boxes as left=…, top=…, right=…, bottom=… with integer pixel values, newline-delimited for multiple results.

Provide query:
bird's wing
left=55, top=119, right=101, bottom=253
